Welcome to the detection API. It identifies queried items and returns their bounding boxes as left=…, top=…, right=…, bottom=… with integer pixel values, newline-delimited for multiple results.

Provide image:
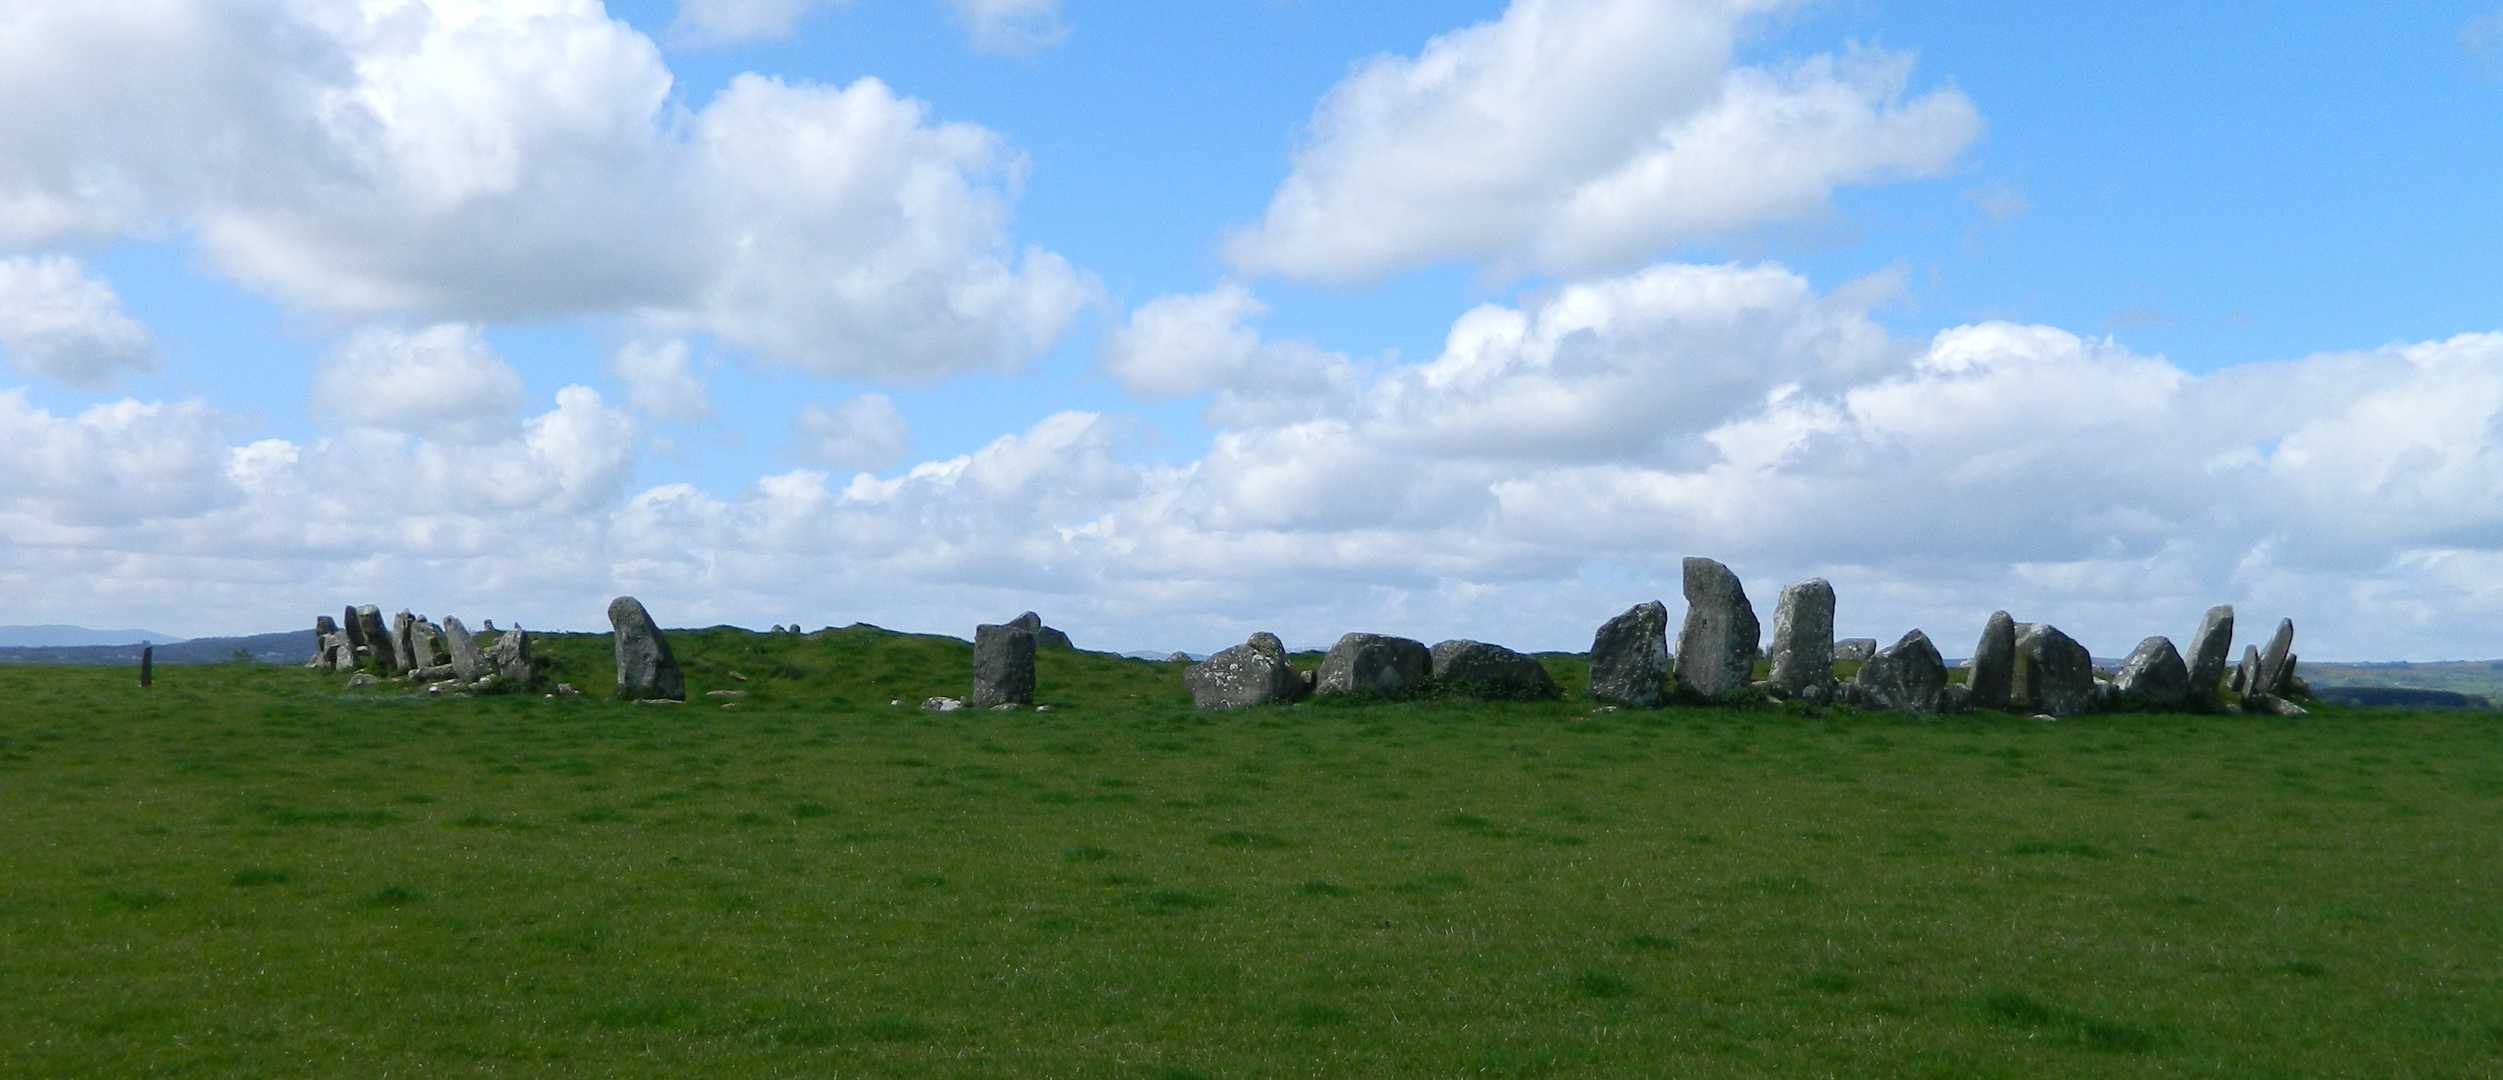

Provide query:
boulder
left=486, top=627, right=537, bottom=690
left=408, top=619, right=448, bottom=668
left=1834, top=638, right=1879, bottom=663
left=1007, top=611, right=1076, bottom=650
left=1967, top=611, right=2017, bottom=710
left=354, top=605, right=397, bottom=673
left=1941, top=682, right=1975, bottom=715
left=972, top=622, right=1037, bottom=708
left=2186, top=605, right=2235, bottom=708
left=1854, top=630, right=1948, bottom=714
left=442, top=617, right=487, bottom=682
left=2112, top=636, right=2192, bottom=711
left=318, top=632, right=353, bottom=673
left=1765, top=578, right=1835, bottom=696
left=312, top=615, right=337, bottom=664
left=2012, top=623, right=2098, bottom=717
left=2254, top=618, right=2296, bottom=697
left=1428, top=640, right=1560, bottom=701
left=1588, top=601, right=1670, bottom=707
left=2246, top=693, right=2309, bottom=718
left=1315, top=633, right=1431, bottom=697
left=607, top=597, right=686, bottom=702
left=391, top=611, right=418, bottom=672
left=1673, top=558, right=1760, bottom=700
left=1184, top=632, right=1310, bottom=709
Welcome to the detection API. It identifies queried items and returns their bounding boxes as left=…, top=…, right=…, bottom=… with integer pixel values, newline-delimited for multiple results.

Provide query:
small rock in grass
left=706, top=689, right=747, bottom=698
left=554, top=683, right=581, bottom=698
left=922, top=697, right=965, bottom=712
left=347, top=672, right=379, bottom=689
left=990, top=702, right=1021, bottom=712
left=1036, top=704, right=1055, bottom=712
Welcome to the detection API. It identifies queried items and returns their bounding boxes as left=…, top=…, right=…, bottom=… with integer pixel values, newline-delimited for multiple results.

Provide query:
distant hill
left=0, top=624, right=185, bottom=648
left=0, top=631, right=309, bottom=666
left=2302, top=660, right=2503, bottom=703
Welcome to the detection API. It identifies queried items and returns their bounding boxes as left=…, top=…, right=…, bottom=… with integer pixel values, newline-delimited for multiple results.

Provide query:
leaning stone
left=1854, top=630, right=1948, bottom=714
left=2186, top=605, right=2235, bottom=708
left=972, top=622, right=1037, bottom=708
left=1428, top=640, right=1560, bottom=701
left=1315, top=633, right=1431, bottom=697
left=1588, top=601, right=1670, bottom=707
left=354, top=606, right=397, bottom=673
left=391, top=611, right=418, bottom=672
left=1967, top=611, right=2017, bottom=710
left=1007, top=612, right=1075, bottom=650
left=2012, top=624, right=2099, bottom=717
left=2246, top=693, right=2308, bottom=717
left=607, top=596, right=686, bottom=702
left=442, top=618, right=487, bottom=682
left=1766, top=578, right=1835, bottom=697
left=409, top=619, right=448, bottom=668
left=1673, top=558, right=1760, bottom=700
left=2113, top=636, right=2192, bottom=711
left=486, top=626, right=536, bottom=691
left=2254, top=619, right=2296, bottom=698
left=341, top=607, right=367, bottom=657
left=1834, top=638, right=1878, bottom=663
left=2231, top=644, right=2260, bottom=696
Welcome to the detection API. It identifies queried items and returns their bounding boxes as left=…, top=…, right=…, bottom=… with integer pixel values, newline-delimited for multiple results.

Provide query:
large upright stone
left=2185, top=605, right=2234, bottom=708
left=391, top=611, right=418, bottom=671
left=2254, top=618, right=2296, bottom=697
left=1766, top=578, right=1835, bottom=696
left=486, top=627, right=536, bottom=690
left=341, top=606, right=368, bottom=658
left=442, top=617, right=488, bottom=682
left=2113, top=636, right=2192, bottom=711
left=1854, top=630, right=1948, bottom=713
left=2230, top=644, right=2260, bottom=696
left=1007, top=612, right=1075, bottom=651
left=408, top=619, right=448, bottom=668
left=1185, top=632, right=1310, bottom=709
left=1674, top=558, right=1760, bottom=700
left=1588, top=601, right=1669, bottom=707
left=354, top=605, right=397, bottom=673
left=1429, top=640, right=1560, bottom=701
left=972, top=622, right=1038, bottom=708
left=607, top=597, right=685, bottom=701
left=1316, top=633, right=1431, bottom=697
left=2012, top=623, right=2098, bottom=717
left=1968, top=611, right=2017, bottom=710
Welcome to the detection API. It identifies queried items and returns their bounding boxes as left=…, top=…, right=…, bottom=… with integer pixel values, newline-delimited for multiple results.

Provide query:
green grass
left=2, top=626, right=2501, bottom=1076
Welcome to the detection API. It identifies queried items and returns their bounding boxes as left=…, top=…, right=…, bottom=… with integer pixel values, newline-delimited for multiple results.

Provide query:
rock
left=1427, top=640, right=1560, bottom=701
left=922, top=696, right=965, bottom=712
left=1853, top=630, right=1948, bottom=714
left=485, top=626, right=536, bottom=690
left=2012, top=623, right=2098, bottom=717
left=1967, top=611, right=2017, bottom=710
left=1007, top=611, right=1075, bottom=650
left=2246, top=693, right=2308, bottom=718
left=408, top=619, right=448, bottom=668
left=1765, top=578, right=1835, bottom=697
left=1797, top=681, right=1832, bottom=706
left=1167, top=652, right=1192, bottom=664
left=989, top=703, right=1021, bottom=712
left=2112, top=636, right=2192, bottom=711
left=1183, top=635, right=1311, bottom=709
left=391, top=611, right=418, bottom=671
left=341, top=606, right=367, bottom=657
left=707, top=690, right=748, bottom=698
left=607, top=596, right=686, bottom=702
left=2186, top=605, right=2235, bottom=708
left=2231, top=645, right=2260, bottom=696
left=441, top=617, right=488, bottom=682
left=1673, top=558, right=1760, bottom=700
left=1834, top=638, right=1878, bottom=663
left=346, top=672, right=378, bottom=689
left=1315, top=633, right=1432, bottom=697
left=972, top=622, right=1037, bottom=708
left=354, top=605, right=397, bottom=673
left=412, top=663, right=455, bottom=682
left=554, top=683, right=582, bottom=698
left=2254, top=618, right=2296, bottom=697
left=1941, top=682, right=1974, bottom=715
left=1587, top=601, right=1670, bottom=707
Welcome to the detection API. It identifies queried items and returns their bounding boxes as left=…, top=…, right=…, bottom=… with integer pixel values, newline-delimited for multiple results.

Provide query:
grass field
left=4, top=626, right=2501, bottom=1077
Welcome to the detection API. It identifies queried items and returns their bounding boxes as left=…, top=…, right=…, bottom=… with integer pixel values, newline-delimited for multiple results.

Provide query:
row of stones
left=308, top=604, right=535, bottom=691
left=1177, top=633, right=1559, bottom=711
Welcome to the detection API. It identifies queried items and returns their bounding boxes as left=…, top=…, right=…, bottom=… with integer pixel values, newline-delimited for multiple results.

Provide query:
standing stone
left=972, top=622, right=1037, bottom=708
left=140, top=645, right=153, bottom=688
left=1428, top=640, right=1560, bottom=700
left=1674, top=557, right=1761, bottom=700
left=1588, top=601, right=1670, bottom=707
left=1184, top=632, right=1309, bottom=709
left=443, top=617, right=488, bottom=682
left=1766, top=578, right=1836, bottom=696
left=341, top=606, right=368, bottom=658
left=2254, top=619, right=2296, bottom=697
left=409, top=619, right=448, bottom=668
left=1967, top=611, right=2018, bottom=710
left=391, top=611, right=418, bottom=671
left=2112, top=636, right=2193, bottom=711
left=1315, top=633, right=1431, bottom=697
left=353, top=606, right=397, bottom=673
left=486, top=627, right=536, bottom=690
left=318, top=631, right=353, bottom=673
left=2012, top=623, right=2099, bottom=717
left=311, top=615, right=338, bottom=664
left=2186, top=605, right=2235, bottom=707
left=2230, top=644, right=2260, bottom=696
left=1853, top=630, right=1948, bottom=714
left=607, top=597, right=685, bottom=702
left=1007, top=611, right=1075, bottom=650
left=1834, top=638, right=1879, bottom=663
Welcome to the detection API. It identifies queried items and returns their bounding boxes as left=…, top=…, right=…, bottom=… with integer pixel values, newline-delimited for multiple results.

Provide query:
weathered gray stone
left=486, top=627, right=536, bottom=690
left=1587, top=601, right=1669, bottom=707
left=441, top=617, right=488, bottom=682
left=408, top=620, right=448, bottom=668
left=2246, top=693, right=2309, bottom=717
left=1316, top=633, right=1431, bottom=697
left=311, top=615, right=337, bottom=665
left=1834, top=638, right=1878, bottom=663
left=348, top=605, right=395, bottom=673
left=1854, top=630, right=1948, bottom=714
left=972, top=622, right=1037, bottom=708
left=1428, top=640, right=1560, bottom=700
left=341, top=607, right=367, bottom=656
left=1184, top=632, right=1309, bottom=710
left=347, top=672, right=378, bottom=689
left=1007, top=611, right=1075, bottom=650
left=607, top=596, right=686, bottom=702
left=391, top=611, right=418, bottom=671
left=1968, top=611, right=2017, bottom=710
left=2230, top=644, right=2259, bottom=696
left=2113, top=636, right=2192, bottom=711
left=411, top=663, right=455, bottom=682
left=1941, top=682, right=1974, bottom=715
left=2186, top=605, right=2235, bottom=708
left=2254, top=618, right=2296, bottom=698
left=1766, top=578, right=1835, bottom=696
left=2012, top=623, right=2099, bottom=717
left=1674, top=558, right=1761, bottom=700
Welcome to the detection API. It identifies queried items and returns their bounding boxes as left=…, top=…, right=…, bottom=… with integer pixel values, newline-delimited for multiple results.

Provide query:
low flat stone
left=921, top=696, right=965, bottom=712
left=1428, top=640, right=1559, bottom=701
left=346, top=672, right=379, bottom=689
left=972, top=622, right=1038, bottom=708
left=1315, top=633, right=1431, bottom=697
left=1588, top=601, right=1669, bottom=707
left=1853, top=630, right=1948, bottom=714
left=2112, top=636, right=2192, bottom=711
left=1967, top=611, right=2017, bottom=710
left=706, top=689, right=748, bottom=698
left=1766, top=578, right=1835, bottom=696
left=1674, top=557, right=1760, bottom=700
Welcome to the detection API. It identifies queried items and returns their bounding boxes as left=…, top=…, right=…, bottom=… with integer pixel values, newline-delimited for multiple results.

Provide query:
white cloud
left=0, top=256, right=155, bottom=389
left=0, top=0, right=1093, bottom=383
left=311, top=324, right=527, bottom=444
left=950, top=0, right=1067, bottom=56
left=611, top=339, right=712, bottom=422
left=1099, top=281, right=1360, bottom=425
left=789, top=393, right=911, bottom=470
left=671, top=0, right=832, bottom=46
left=1225, top=0, right=1980, bottom=283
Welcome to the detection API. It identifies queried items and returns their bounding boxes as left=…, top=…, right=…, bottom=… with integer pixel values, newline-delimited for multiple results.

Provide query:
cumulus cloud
left=789, top=393, right=911, bottom=470
left=1225, top=0, right=1980, bottom=283
left=311, top=324, right=527, bottom=444
left=0, top=0, right=1093, bottom=382
left=0, top=256, right=155, bottom=389
left=1099, top=281, right=1359, bottom=425
left=611, top=339, right=712, bottom=422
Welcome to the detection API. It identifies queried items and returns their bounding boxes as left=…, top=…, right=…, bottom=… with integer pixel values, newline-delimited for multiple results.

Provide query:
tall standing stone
left=354, top=606, right=397, bottom=673
left=2186, top=605, right=2235, bottom=708
left=1854, top=630, right=1947, bottom=713
left=1588, top=601, right=1670, bottom=707
left=2012, top=623, right=2098, bottom=717
left=140, top=645, right=153, bottom=688
left=1766, top=578, right=1835, bottom=696
left=972, top=622, right=1037, bottom=708
left=2112, top=636, right=2192, bottom=711
left=1184, top=632, right=1308, bottom=710
left=443, top=617, right=488, bottom=682
left=409, top=619, right=448, bottom=668
left=391, top=611, right=418, bottom=671
left=1315, top=633, right=1431, bottom=697
left=1968, top=611, right=2017, bottom=710
left=1674, top=558, right=1761, bottom=700
left=607, top=597, right=685, bottom=702
left=341, top=606, right=368, bottom=661
left=2254, top=618, right=2296, bottom=697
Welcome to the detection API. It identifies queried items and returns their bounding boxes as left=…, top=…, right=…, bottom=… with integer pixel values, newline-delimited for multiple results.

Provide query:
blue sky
left=3, top=0, right=2502, bottom=659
